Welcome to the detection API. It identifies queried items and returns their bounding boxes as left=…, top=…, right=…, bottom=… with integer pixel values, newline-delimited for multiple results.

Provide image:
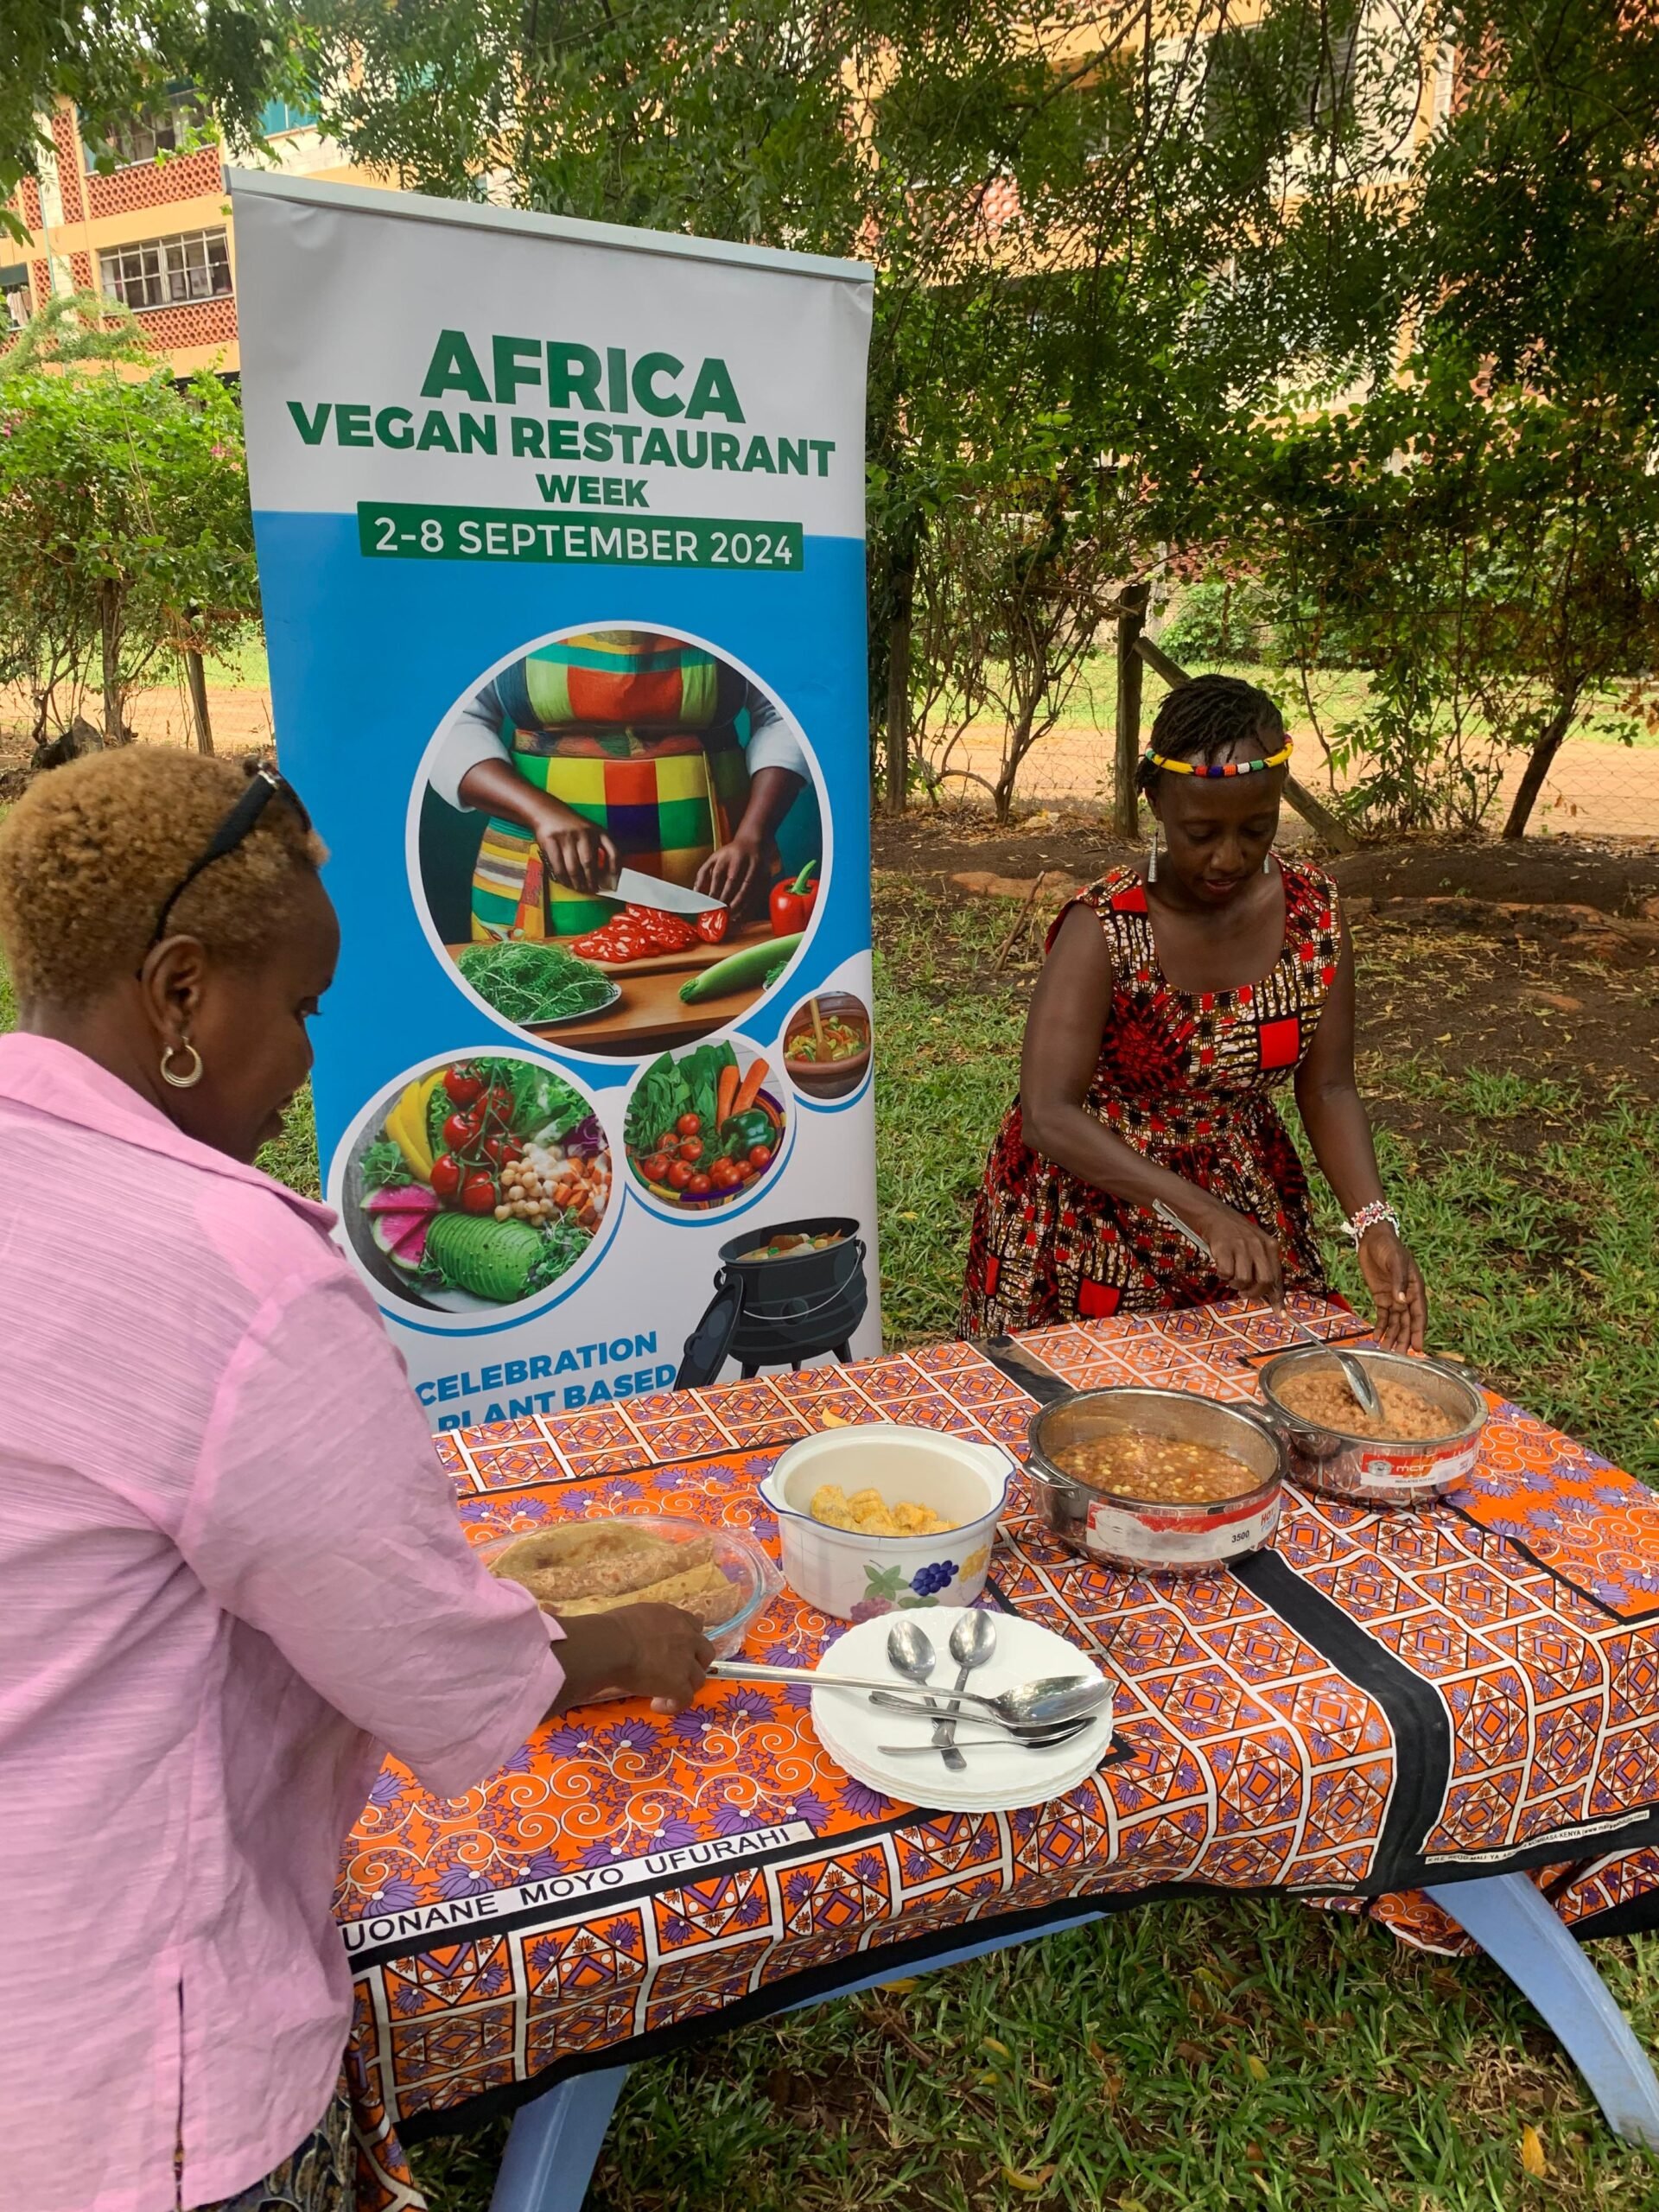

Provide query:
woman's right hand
left=1181, top=1195, right=1284, bottom=1303
left=528, top=797, right=619, bottom=899
left=550, top=1604, right=714, bottom=1713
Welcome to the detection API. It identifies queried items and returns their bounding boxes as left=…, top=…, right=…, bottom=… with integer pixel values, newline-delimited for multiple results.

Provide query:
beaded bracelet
left=1344, top=1200, right=1401, bottom=1246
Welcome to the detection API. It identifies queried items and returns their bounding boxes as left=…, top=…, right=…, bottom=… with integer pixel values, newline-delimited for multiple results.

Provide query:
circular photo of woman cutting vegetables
left=413, top=622, right=826, bottom=1061
left=334, top=1052, right=615, bottom=1319
left=623, top=1034, right=789, bottom=1217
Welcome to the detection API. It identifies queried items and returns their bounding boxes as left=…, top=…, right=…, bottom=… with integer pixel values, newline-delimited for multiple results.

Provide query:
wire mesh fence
left=6, top=663, right=1658, bottom=841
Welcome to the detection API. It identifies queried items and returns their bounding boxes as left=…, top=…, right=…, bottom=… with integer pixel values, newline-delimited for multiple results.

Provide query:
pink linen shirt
left=0, top=1036, right=565, bottom=2212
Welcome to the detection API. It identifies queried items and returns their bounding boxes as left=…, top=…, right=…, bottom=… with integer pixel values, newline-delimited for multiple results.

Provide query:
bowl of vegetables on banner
left=454, top=939, right=619, bottom=1027
left=625, top=1039, right=785, bottom=1210
left=352, top=1057, right=611, bottom=1311
left=784, top=993, right=871, bottom=1100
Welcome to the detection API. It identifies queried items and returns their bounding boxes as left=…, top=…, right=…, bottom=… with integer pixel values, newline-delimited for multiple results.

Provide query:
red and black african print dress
left=960, top=858, right=1342, bottom=1337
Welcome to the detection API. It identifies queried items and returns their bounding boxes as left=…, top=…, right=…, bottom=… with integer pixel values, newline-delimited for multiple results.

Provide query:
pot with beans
left=1256, top=1346, right=1486, bottom=1508
left=1025, top=1389, right=1284, bottom=1574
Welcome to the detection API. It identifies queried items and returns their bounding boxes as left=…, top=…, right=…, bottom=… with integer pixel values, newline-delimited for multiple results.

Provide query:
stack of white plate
left=809, top=1607, right=1114, bottom=1815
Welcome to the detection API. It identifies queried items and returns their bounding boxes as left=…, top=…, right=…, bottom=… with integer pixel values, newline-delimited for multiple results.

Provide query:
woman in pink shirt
left=0, top=750, right=712, bottom=2212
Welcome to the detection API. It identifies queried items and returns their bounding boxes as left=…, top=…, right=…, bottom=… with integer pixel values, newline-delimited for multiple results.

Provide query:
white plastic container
left=758, top=1423, right=1013, bottom=1622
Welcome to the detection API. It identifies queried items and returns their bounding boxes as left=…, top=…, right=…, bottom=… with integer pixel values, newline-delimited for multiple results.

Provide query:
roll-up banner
left=231, top=172, right=878, bottom=1429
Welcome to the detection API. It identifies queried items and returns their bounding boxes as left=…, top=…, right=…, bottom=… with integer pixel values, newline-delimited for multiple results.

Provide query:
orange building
left=3, top=94, right=392, bottom=378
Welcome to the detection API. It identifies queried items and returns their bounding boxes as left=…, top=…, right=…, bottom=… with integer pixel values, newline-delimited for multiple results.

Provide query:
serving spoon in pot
left=1151, top=1199, right=1383, bottom=1421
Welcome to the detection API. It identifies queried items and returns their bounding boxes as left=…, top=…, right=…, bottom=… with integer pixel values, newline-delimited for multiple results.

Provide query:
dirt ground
left=874, top=809, right=1659, bottom=1124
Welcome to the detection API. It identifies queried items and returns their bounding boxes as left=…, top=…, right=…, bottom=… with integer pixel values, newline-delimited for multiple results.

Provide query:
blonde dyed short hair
left=0, top=748, right=327, bottom=1012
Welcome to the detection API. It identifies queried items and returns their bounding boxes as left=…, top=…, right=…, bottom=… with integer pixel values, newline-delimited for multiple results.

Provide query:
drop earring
left=1148, top=826, right=1160, bottom=884
left=1262, top=850, right=1273, bottom=874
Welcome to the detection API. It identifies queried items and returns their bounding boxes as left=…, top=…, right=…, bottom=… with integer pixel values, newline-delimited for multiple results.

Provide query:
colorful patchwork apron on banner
left=470, top=632, right=754, bottom=939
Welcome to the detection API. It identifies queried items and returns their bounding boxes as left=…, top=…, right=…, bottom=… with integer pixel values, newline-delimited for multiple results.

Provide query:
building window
left=259, top=99, right=317, bottom=136
left=1205, top=18, right=1360, bottom=140
left=1, top=264, right=30, bottom=331
left=92, top=92, right=209, bottom=171
left=99, top=228, right=231, bottom=312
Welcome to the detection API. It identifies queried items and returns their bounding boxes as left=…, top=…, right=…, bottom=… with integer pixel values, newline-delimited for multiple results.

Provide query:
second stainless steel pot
left=1025, top=1388, right=1285, bottom=1574
left=1255, top=1347, right=1487, bottom=1507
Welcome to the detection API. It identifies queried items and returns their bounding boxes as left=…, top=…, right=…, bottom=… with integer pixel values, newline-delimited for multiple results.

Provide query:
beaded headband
left=1143, top=738, right=1293, bottom=779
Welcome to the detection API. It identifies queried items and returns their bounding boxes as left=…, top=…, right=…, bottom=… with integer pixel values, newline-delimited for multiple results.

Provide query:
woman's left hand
left=696, top=830, right=766, bottom=914
left=1357, top=1224, right=1427, bottom=1352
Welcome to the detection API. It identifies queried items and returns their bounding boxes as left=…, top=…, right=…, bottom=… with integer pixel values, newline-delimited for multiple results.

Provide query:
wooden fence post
left=1131, top=634, right=1358, bottom=855
left=1113, top=583, right=1150, bottom=839
left=184, top=647, right=213, bottom=755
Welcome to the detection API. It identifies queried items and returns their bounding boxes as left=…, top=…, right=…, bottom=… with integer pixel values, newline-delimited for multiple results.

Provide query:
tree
left=304, top=0, right=1429, bottom=810
left=0, top=369, right=260, bottom=757
left=0, top=289, right=150, bottom=380
left=2, top=1, right=301, bottom=241
left=1230, top=352, right=1659, bottom=836
left=1412, top=0, right=1659, bottom=412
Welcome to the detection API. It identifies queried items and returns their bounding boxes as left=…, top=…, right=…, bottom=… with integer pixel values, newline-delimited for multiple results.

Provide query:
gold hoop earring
left=160, top=1038, right=204, bottom=1090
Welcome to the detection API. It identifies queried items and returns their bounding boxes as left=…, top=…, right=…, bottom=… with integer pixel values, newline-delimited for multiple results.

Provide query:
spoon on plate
left=886, top=1618, right=966, bottom=1772
left=1151, top=1198, right=1383, bottom=1420
left=708, top=1658, right=1111, bottom=1729
left=877, top=1716, right=1093, bottom=1758
left=934, top=1610, right=998, bottom=1761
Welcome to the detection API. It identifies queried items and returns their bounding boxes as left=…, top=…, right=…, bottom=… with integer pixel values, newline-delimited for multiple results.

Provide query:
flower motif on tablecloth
left=437, top=1861, right=500, bottom=1901
left=594, top=1477, right=649, bottom=1507
left=652, top=1815, right=704, bottom=1849
left=580, top=1833, right=652, bottom=1869
left=359, top=1876, right=421, bottom=1912
left=709, top=1789, right=769, bottom=1837
left=467, top=1498, right=552, bottom=1538
left=837, top=1776, right=896, bottom=1818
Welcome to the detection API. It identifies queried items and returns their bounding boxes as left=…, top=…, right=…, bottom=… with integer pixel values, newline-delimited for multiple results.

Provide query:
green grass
left=200, top=632, right=271, bottom=688
left=413, top=1897, right=1659, bottom=2212
left=926, top=652, right=1659, bottom=749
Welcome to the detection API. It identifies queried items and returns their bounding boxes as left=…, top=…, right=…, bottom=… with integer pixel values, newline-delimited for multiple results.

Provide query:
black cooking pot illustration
left=676, top=1216, right=869, bottom=1386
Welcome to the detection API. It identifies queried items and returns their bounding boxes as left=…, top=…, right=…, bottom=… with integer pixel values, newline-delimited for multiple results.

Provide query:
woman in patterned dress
left=961, top=675, right=1427, bottom=1348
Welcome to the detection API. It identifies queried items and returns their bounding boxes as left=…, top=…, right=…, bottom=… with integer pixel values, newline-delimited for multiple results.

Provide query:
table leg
left=489, top=2065, right=632, bottom=2212
left=1424, top=1872, right=1659, bottom=2149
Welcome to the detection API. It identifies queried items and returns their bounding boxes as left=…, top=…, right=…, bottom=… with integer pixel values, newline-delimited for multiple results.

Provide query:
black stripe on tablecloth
left=979, top=1332, right=1455, bottom=1885
left=1444, top=1500, right=1659, bottom=1628
left=1560, top=1885, right=1659, bottom=1945
left=979, top=1333, right=1074, bottom=1407
left=1229, top=1549, right=1452, bottom=1890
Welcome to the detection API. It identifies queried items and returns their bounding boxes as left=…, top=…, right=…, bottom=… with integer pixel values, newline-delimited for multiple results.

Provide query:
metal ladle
left=1151, top=1199, right=1383, bottom=1421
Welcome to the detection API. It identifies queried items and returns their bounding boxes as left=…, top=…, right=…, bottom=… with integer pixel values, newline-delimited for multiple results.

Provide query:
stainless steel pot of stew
left=1255, top=1347, right=1487, bottom=1507
left=1025, top=1388, right=1285, bottom=1574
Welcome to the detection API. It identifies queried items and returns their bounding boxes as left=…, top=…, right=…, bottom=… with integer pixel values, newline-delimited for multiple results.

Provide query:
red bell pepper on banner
left=768, top=860, right=819, bottom=938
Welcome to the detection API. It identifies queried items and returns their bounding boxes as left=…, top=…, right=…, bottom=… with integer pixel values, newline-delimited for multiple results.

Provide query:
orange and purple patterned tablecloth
left=342, top=1303, right=1659, bottom=2204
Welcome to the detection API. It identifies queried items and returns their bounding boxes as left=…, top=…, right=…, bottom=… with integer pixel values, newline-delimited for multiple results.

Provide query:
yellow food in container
left=808, top=1483, right=957, bottom=1537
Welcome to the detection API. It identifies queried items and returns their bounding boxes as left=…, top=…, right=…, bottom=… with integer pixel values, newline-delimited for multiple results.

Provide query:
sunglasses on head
left=148, top=766, right=313, bottom=950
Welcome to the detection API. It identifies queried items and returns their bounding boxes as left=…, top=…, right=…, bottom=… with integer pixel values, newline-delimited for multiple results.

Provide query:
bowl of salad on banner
left=346, top=1055, right=612, bottom=1313
left=624, top=1038, right=785, bottom=1211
